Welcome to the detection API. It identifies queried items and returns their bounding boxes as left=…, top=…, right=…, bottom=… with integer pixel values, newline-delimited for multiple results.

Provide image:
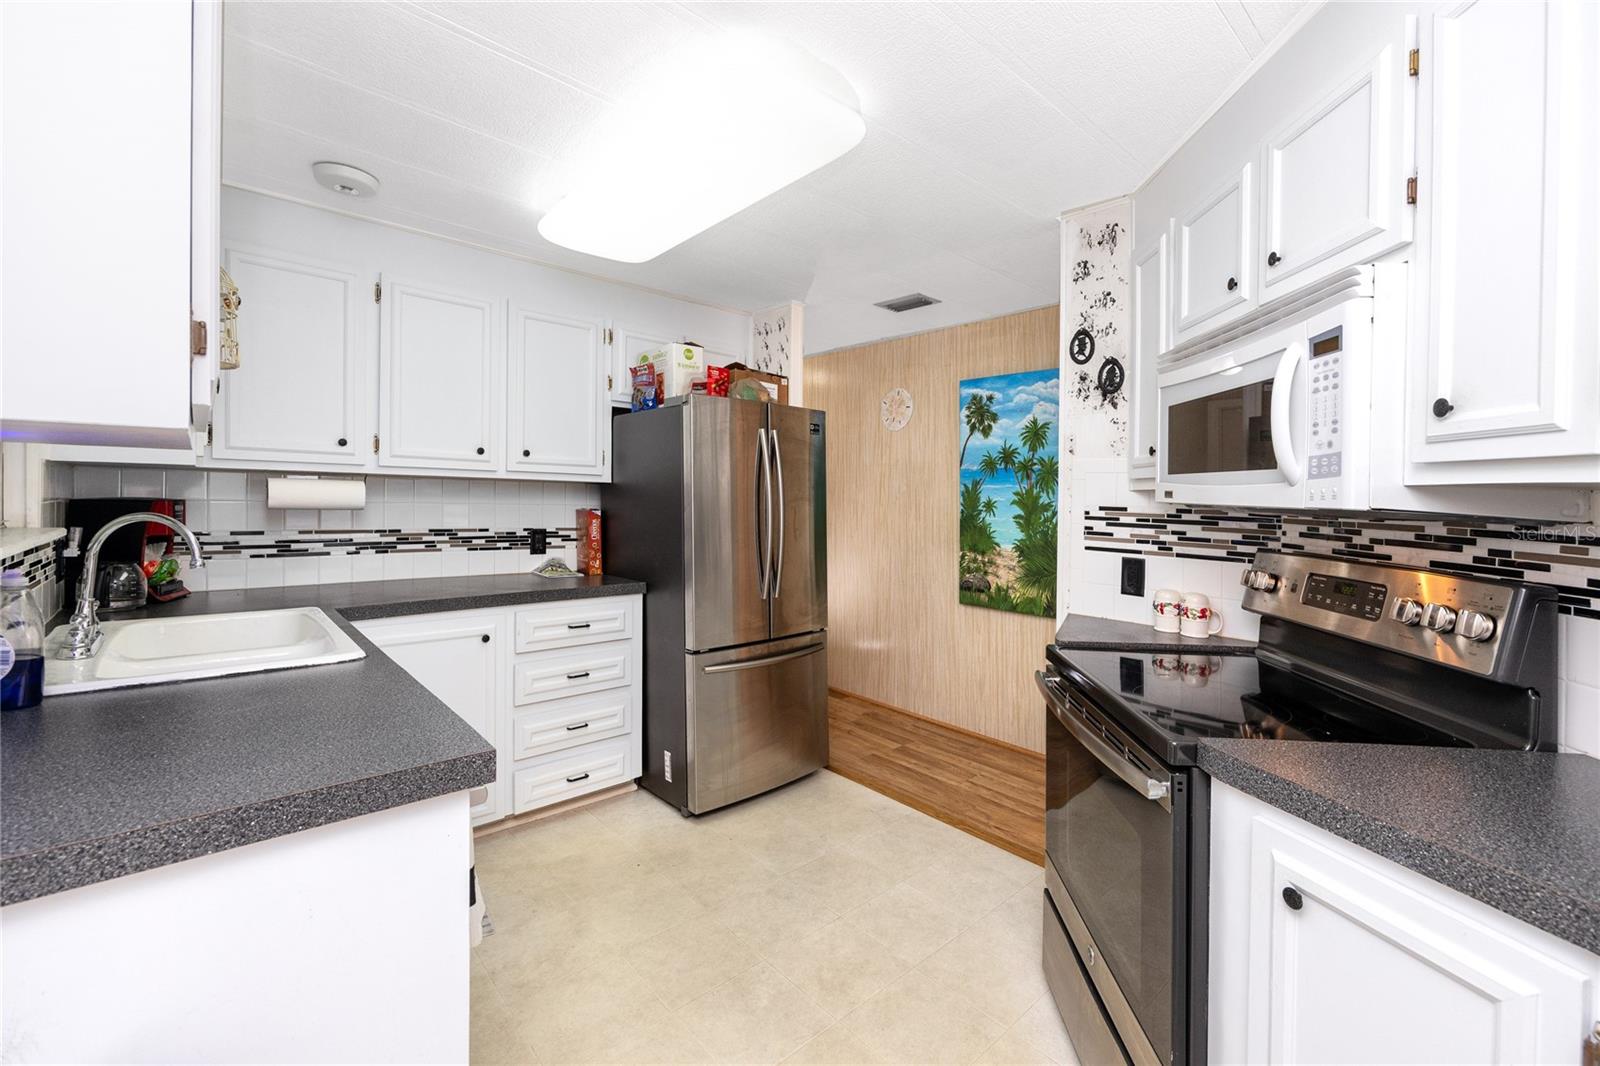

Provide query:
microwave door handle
left=1271, top=339, right=1306, bottom=487
left=1035, top=672, right=1171, bottom=803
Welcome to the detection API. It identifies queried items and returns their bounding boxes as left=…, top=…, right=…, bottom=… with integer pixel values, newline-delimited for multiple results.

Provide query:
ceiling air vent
left=874, top=292, right=941, bottom=313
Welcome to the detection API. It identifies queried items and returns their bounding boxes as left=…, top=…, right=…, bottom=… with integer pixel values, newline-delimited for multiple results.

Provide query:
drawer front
left=512, top=645, right=631, bottom=705
left=512, top=735, right=633, bottom=813
left=514, top=599, right=633, bottom=652
left=512, top=689, right=633, bottom=760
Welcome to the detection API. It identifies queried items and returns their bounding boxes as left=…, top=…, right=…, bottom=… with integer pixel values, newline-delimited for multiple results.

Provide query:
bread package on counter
left=576, top=508, right=603, bottom=576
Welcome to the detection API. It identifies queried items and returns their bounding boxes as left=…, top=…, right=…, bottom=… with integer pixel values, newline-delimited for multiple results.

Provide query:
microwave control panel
left=1307, top=325, right=1343, bottom=484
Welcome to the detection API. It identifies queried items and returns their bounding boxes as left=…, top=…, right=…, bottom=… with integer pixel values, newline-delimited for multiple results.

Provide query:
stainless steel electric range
left=1037, top=550, right=1560, bottom=1066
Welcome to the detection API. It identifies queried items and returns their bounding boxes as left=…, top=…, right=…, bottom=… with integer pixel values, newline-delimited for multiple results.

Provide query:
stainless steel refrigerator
left=603, top=394, right=828, bottom=815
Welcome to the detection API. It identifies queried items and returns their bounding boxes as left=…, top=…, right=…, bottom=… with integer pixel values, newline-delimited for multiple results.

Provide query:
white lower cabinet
left=355, top=594, right=642, bottom=827
left=1210, top=781, right=1600, bottom=1065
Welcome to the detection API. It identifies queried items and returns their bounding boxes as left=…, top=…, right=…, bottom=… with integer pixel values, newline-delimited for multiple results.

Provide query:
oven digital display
left=1302, top=572, right=1387, bottom=620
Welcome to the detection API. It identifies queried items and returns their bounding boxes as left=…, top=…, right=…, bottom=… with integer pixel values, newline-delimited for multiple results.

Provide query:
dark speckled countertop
left=1055, top=613, right=1258, bottom=655
left=1199, top=739, right=1600, bottom=954
left=1, top=574, right=643, bottom=905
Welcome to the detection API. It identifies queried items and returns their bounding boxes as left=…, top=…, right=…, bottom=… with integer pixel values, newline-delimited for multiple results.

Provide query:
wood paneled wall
left=807, top=307, right=1059, bottom=753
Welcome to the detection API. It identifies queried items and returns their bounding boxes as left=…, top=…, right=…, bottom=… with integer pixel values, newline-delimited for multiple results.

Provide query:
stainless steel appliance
left=1156, top=267, right=1373, bottom=510
left=1038, top=551, right=1559, bottom=1065
left=603, top=395, right=828, bottom=815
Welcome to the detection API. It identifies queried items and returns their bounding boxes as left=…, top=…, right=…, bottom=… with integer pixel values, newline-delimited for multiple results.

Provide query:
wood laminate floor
left=826, top=690, right=1046, bottom=866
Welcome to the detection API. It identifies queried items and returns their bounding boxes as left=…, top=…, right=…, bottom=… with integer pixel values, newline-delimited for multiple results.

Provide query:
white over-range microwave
left=1157, top=269, right=1373, bottom=510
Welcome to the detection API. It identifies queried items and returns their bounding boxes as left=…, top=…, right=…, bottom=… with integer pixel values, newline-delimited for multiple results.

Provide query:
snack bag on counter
left=629, top=362, right=659, bottom=411
left=704, top=364, right=730, bottom=397
left=575, top=508, right=603, bottom=576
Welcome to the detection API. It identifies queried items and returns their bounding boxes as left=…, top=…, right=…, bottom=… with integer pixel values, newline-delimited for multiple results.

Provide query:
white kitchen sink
left=42, top=607, right=365, bottom=695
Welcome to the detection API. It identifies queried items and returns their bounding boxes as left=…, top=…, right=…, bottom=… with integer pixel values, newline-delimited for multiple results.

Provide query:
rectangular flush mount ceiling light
left=537, top=32, right=866, bottom=263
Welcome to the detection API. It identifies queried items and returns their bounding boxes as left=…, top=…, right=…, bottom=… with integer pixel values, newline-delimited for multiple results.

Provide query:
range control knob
left=1240, top=568, right=1280, bottom=592
left=1391, top=598, right=1424, bottom=626
left=1455, top=609, right=1497, bottom=642
left=1422, top=603, right=1458, bottom=633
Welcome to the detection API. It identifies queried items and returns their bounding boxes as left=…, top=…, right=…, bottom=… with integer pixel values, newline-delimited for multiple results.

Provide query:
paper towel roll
left=266, top=477, right=366, bottom=510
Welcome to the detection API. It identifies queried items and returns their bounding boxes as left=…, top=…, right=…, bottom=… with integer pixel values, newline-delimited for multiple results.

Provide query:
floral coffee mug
left=1180, top=593, right=1224, bottom=638
left=1152, top=589, right=1183, bottom=633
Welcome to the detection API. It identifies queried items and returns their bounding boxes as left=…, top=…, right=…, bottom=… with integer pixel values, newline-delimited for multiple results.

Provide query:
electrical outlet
left=1120, top=557, right=1146, bottom=597
left=529, top=528, right=548, bottom=554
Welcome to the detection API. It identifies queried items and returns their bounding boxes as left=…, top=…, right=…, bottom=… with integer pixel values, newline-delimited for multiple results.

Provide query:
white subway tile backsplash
left=468, top=499, right=495, bottom=527
left=1560, top=681, right=1600, bottom=757
left=469, top=480, right=495, bottom=505
left=184, top=500, right=208, bottom=532
left=246, top=502, right=268, bottom=529
left=246, top=557, right=285, bottom=588
left=384, top=478, right=414, bottom=502
left=206, top=557, right=246, bottom=591
left=282, top=556, right=321, bottom=588
left=1561, top=615, right=1600, bottom=690
left=285, top=509, right=318, bottom=530
left=318, top=555, right=354, bottom=586
left=413, top=478, right=442, bottom=503
left=208, top=500, right=246, bottom=530
left=165, top=469, right=207, bottom=499
left=320, top=509, right=352, bottom=530
left=442, top=480, right=469, bottom=504
left=413, top=551, right=444, bottom=580
left=495, top=480, right=519, bottom=504
left=120, top=467, right=166, bottom=497
left=442, top=550, right=470, bottom=577
left=381, top=553, right=415, bottom=581
left=73, top=466, right=120, bottom=497
left=351, top=554, right=385, bottom=583
left=442, top=503, right=470, bottom=527
left=385, top=502, right=414, bottom=531
left=413, top=502, right=443, bottom=529
left=468, top=550, right=497, bottom=576
left=245, top=473, right=269, bottom=501
left=208, top=472, right=247, bottom=500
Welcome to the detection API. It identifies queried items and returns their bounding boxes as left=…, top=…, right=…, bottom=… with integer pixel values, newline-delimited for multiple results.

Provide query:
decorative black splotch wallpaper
left=1064, top=218, right=1130, bottom=458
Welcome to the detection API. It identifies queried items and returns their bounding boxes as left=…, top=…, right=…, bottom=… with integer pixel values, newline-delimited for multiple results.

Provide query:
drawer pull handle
left=565, top=772, right=590, bottom=783
left=566, top=722, right=590, bottom=731
left=567, top=623, right=591, bottom=629
left=566, top=671, right=590, bottom=680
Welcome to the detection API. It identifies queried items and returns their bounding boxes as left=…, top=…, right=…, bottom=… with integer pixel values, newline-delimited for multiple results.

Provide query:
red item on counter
left=576, top=508, right=603, bottom=576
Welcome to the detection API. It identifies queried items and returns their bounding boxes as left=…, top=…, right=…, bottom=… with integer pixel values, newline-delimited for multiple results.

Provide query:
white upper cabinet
left=214, top=247, right=366, bottom=466
left=610, top=322, right=678, bottom=407
left=379, top=280, right=500, bottom=471
left=1, top=0, right=207, bottom=448
left=1173, top=163, right=1254, bottom=345
left=1260, top=46, right=1407, bottom=299
left=508, top=308, right=608, bottom=479
left=1409, top=0, right=1600, bottom=470
left=1128, top=228, right=1168, bottom=483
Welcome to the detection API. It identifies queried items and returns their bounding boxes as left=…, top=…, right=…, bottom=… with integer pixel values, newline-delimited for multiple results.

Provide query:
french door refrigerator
left=603, top=394, right=828, bottom=814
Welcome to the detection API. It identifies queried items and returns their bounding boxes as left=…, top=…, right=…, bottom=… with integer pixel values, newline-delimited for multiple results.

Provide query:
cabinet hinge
left=1408, top=48, right=1420, bottom=77
left=372, top=434, right=380, bottom=454
left=1406, top=175, right=1419, bottom=205
left=374, top=280, right=382, bottom=304
left=607, top=374, right=613, bottom=391
left=205, top=421, right=214, bottom=447
left=604, top=327, right=614, bottom=345
left=190, top=318, right=207, bottom=357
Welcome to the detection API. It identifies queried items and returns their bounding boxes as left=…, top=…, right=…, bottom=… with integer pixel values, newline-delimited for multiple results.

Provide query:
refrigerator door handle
left=756, top=427, right=772, bottom=600
left=770, top=426, right=785, bottom=598
left=702, top=642, right=824, bottom=674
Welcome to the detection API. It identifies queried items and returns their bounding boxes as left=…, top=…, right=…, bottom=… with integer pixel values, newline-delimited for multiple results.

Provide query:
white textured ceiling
left=221, top=1, right=1307, bottom=353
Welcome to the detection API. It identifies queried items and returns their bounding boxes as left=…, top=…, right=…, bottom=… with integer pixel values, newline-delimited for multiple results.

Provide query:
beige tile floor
left=471, top=770, right=1081, bottom=1065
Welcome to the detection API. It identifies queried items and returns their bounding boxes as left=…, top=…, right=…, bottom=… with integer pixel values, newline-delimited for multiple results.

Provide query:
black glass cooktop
left=1047, top=645, right=1473, bottom=767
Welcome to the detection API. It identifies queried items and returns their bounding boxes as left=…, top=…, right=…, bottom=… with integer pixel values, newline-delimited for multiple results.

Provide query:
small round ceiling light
left=311, top=161, right=380, bottom=199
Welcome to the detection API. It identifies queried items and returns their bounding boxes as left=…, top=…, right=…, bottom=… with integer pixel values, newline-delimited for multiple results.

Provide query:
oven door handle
left=1036, top=671, right=1171, bottom=803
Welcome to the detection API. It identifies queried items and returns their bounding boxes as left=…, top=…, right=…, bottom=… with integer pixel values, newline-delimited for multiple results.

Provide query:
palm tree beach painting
left=958, top=368, right=1060, bottom=618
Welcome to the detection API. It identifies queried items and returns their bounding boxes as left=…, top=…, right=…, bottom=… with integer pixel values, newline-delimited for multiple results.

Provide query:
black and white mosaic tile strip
left=1082, top=505, right=1600, bottom=620
left=0, top=537, right=65, bottom=619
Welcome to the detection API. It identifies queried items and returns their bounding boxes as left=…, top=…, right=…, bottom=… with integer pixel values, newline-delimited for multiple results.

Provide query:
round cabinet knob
left=480, top=634, right=491, bottom=644
left=522, top=449, right=531, bottom=458
left=475, top=446, right=486, bottom=456
left=1422, top=602, right=1458, bottom=633
left=1282, top=885, right=1304, bottom=911
left=1226, top=276, right=1238, bottom=292
left=1148, top=445, right=1157, bottom=457
left=1455, top=609, right=1497, bottom=642
left=1391, top=598, right=1424, bottom=626
left=1267, top=251, right=1282, bottom=267
left=1432, top=397, right=1455, bottom=419
left=337, top=437, right=348, bottom=447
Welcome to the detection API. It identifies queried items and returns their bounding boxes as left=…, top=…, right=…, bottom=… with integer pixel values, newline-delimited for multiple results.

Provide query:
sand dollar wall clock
left=880, top=387, right=913, bottom=431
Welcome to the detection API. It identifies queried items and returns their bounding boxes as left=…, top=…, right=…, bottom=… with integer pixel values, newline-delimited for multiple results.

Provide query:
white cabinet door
left=1, top=0, right=195, bottom=447
left=379, top=279, right=499, bottom=471
left=611, top=322, right=676, bottom=407
left=507, top=307, right=607, bottom=479
left=1173, top=164, right=1254, bottom=344
left=1211, top=783, right=1598, bottom=1065
left=1128, top=229, right=1169, bottom=483
left=1410, top=0, right=1600, bottom=466
left=1260, top=46, right=1406, bottom=299
left=357, top=614, right=503, bottom=825
left=213, top=247, right=367, bottom=465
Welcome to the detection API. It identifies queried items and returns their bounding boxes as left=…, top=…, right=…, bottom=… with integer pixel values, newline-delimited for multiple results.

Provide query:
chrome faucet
left=54, top=513, right=206, bottom=660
